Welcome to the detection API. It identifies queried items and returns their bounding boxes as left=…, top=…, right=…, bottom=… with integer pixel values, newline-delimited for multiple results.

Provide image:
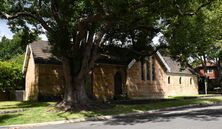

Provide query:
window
left=179, top=77, right=182, bottom=84
left=168, top=76, right=170, bottom=84
left=146, top=60, right=150, bottom=80
left=141, top=56, right=155, bottom=81
left=152, top=56, right=155, bottom=80
left=207, top=68, right=213, bottom=73
left=190, top=78, right=192, bottom=85
left=141, top=61, right=145, bottom=80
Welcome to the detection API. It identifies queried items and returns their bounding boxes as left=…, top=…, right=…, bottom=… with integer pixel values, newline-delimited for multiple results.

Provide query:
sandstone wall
left=37, top=64, right=64, bottom=100
left=25, top=52, right=64, bottom=101
left=166, top=74, right=198, bottom=96
left=25, top=53, right=38, bottom=101
left=127, top=56, right=168, bottom=99
left=24, top=53, right=198, bottom=102
left=93, top=64, right=126, bottom=101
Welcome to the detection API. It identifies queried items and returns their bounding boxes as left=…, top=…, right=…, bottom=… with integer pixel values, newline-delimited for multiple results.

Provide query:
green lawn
left=1, top=96, right=222, bottom=126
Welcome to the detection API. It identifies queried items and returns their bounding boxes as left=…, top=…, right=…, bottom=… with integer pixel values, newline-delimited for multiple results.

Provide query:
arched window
left=179, top=77, right=182, bottom=84
left=141, top=61, right=145, bottom=80
left=146, top=60, right=150, bottom=80
left=168, top=76, right=170, bottom=84
left=152, top=56, right=155, bottom=80
left=190, top=78, right=192, bottom=85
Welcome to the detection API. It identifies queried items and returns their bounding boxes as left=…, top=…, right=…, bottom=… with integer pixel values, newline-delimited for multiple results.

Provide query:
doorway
left=114, top=71, right=123, bottom=99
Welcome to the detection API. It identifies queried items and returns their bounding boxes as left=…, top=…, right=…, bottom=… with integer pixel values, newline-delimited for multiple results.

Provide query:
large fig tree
left=0, top=0, right=216, bottom=109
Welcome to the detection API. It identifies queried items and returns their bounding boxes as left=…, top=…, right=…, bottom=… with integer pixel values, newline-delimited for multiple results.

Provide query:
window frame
left=179, top=77, right=182, bottom=84
left=152, top=56, right=155, bottom=81
left=168, top=76, right=170, bottom=84
left=141, top=60, right=145, bottom=80
left=190, top=78, right=192, bottom=85
left=146, top=59, right=150, bottom=80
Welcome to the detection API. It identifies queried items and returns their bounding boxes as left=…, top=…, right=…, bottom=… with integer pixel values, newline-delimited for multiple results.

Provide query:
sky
left=0, top=20, right=47, bottom=41
left=0, top=19, right=159, bottom=44
left=0, top=20, right=13, bottom=39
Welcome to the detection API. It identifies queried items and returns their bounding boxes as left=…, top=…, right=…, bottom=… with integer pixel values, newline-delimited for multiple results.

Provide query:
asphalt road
left=6, top=103, right=222, bottom=129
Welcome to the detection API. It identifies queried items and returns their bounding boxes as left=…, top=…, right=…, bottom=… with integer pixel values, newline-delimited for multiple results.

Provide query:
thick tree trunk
left=73, top=77, right=89, bottom=104
left=58, top=57, right=90, bottom=110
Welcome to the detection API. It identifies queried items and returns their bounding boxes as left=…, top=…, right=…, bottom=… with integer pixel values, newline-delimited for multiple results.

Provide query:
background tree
left=0, top=61, right=23, bottom=92
left=0, top=31, right=38, bottom=94
left=0, top=0, right=217, bottom=109
left=0, top=31, right=38, bottom=61
left=165, top=1, right=222, bottom=94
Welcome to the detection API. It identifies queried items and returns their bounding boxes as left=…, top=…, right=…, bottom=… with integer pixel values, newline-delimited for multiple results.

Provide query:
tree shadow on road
left=100, top=104, right=222, bottom=126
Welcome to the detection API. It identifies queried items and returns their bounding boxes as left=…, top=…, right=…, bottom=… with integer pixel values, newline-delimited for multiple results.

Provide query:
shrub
left=0, top=61, right=24, bottom=91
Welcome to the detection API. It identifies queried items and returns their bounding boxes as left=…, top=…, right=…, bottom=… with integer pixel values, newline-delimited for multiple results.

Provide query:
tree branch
left=51, top=0, right=62, bottom=25
left=175, top=0, right=214, bottom=16
left=196, top=0, right=214, bottom=12
left=38, top=0, right=42, bottom=8
left=78, top=30, right=96, bottom=78
left=92, top=0, right=105, bottom=15
left=129, top=44, right=168, bottom=57
left=186, top=62, right=200, bottom=76
left=0, top=11, right=52, bottom=32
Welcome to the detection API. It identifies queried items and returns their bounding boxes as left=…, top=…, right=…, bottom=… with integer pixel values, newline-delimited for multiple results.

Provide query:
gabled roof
left=30, top=41, right=62, bottom=64
left=161, top=56, right=192, bottom=74
left=23, top=41, right=193, bottom=75
left=22, top=41, right=132, bottom=73
left=152, top=43, right=193, bottom=75
left=22, top=41, right=61, bottom=74
left=28, top=41, right=131, bottom=66
left=96, top=55, right=131, bottom=66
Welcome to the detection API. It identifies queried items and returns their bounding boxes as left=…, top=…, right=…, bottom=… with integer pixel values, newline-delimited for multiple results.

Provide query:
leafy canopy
left=0, top=0, right=219, bottom=75
left=0, top=0, right=213, bottom=53
left=0, top=31, right=38, bottom=61
left=165, top=0, right=222, bottom=66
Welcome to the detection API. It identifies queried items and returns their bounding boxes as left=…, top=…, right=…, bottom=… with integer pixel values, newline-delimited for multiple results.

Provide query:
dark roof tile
left=162, top=56, right=192, bottom=74
left=30, top=41, right=130, bottom=65
left=30, top=41, right=62, bottom=64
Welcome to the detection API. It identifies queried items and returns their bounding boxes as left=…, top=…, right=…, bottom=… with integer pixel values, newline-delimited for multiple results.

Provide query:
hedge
left=0, top=61, right=24, bottom=91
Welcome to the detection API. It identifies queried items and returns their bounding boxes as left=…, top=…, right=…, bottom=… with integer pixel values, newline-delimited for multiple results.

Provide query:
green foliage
left=0, top=61, right=24, bottom=91
left=0, top=0, right=217, bottom=62
left=0, top=33, right=25, bottom=91
left=165, top=1, right=222, bottom=66
left=0, top=31, right=38, bottom=61
left=0, top=36, right=22, bottom=61
left=8, top=54, right=25, bottom=68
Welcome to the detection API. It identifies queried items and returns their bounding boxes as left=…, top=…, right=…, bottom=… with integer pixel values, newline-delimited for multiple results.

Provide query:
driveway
left=5, top=103, right=222, bottom=129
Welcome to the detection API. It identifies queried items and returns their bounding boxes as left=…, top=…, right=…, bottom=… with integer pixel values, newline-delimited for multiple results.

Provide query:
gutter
left=156, top=51, right=171, bottom=72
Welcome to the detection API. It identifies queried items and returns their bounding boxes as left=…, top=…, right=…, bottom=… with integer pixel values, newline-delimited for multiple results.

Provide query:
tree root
left=55, top=100, right=114, bottom=112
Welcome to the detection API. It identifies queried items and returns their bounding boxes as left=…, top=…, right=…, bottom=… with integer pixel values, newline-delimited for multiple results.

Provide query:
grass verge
left=1, top=96, right=222, bottom=126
